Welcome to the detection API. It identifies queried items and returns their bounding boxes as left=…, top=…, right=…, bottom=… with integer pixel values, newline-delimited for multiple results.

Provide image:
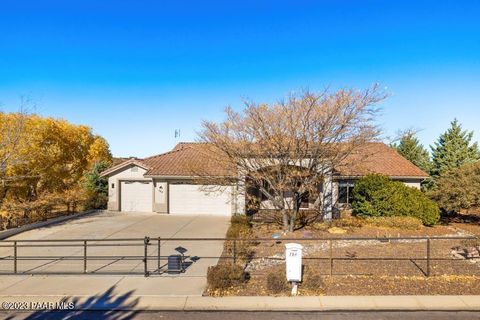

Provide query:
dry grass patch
left=363, top=216, right=423, bottom=230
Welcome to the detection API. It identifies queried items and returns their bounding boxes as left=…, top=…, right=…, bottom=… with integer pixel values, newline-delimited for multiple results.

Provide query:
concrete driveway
left=0, top=211, right=230, bottom=297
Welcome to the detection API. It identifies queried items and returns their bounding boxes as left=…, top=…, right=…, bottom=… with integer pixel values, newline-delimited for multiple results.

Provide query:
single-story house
left=100, top=142, right=428, bottom=218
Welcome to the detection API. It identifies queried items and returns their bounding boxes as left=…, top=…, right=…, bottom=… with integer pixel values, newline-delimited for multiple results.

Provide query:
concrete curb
left=0, top=295, right=479, bottom=311
left=0, top=210, right=99, bottom=240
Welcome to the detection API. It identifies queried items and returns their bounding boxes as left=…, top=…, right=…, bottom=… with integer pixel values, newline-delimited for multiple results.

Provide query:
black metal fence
left=0, top=236, right=478, bottom=277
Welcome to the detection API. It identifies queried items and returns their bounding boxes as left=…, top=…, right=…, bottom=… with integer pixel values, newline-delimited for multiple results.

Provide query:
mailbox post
left=285, top=243, right=303, bottom=295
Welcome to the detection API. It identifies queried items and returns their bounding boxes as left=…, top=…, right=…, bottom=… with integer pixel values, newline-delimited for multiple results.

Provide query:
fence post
left=329, top=239, right=333, bottom=276
left=144, top=236, right=150, bottom=277
left=233, top=239, right=237, bottom=264
left=13, top=241, right=17, bottom=274
left=83, top=240, right=87, bottom=274
left=426, top=237, right=431, bottom=277
left=157, top=237, right=161, bottom=272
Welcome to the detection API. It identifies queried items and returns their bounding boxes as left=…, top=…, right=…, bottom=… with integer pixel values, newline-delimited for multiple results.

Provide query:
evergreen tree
left=84, top=162, right=110, bottom=196
left=430, top=119, right=480, bottom=178
left=392, top=131, right=431, bottom=172
left=82, top=161, right=110, bottom=209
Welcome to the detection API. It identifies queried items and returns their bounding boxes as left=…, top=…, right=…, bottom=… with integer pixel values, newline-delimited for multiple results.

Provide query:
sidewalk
left=0, top=295, right=479, bottom=311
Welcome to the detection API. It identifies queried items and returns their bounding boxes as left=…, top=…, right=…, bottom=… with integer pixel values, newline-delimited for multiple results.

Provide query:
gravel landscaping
left=229, top=272, right=480, bottom=296
left=207, top=215, right=480, bottom=296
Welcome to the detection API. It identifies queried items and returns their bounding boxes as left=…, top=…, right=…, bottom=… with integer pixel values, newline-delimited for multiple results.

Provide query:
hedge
left=351, top=174, right=440, bottom=226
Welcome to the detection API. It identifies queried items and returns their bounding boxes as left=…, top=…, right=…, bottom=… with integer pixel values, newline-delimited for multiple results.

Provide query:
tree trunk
left=289, top=208, right=298, bottom=233
left=282, top=210, right=289, bottom=233
left=288, top=192, right=302, bottom=232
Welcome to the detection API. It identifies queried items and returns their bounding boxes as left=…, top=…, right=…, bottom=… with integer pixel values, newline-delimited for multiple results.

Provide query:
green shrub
left=352, top=174, right=440, bottom=226
left=266, top=270, right=288, bottom=294
left=83, top=192, right=108, bottom=210
left=206, top=263, right=247, bottom=291
left=363, top=216, right=423, bottom=230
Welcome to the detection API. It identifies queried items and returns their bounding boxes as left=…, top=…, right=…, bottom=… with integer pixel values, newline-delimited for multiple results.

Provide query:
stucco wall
left=396, top=179, right=422, bottom=189
left=321, top=174, right=334, bottom=219
left=232, top=182, right=245, bottom=215
left=153, top=180, right=168, bottom=213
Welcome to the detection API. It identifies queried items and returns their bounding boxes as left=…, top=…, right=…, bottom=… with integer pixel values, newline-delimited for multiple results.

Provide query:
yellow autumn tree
left=0, top=112, right=112, bottom=225
left=87, top=136, right=113, bottom=166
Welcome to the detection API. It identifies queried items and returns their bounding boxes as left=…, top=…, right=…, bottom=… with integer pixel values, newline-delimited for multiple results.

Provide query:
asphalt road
left=2, top=311, right=480, bottom=320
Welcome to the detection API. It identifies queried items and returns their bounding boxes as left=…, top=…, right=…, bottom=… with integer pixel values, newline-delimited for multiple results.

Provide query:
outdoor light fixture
left=158, top=185, right=164, bottom=193
left=175, top=246, right=187, bottom=255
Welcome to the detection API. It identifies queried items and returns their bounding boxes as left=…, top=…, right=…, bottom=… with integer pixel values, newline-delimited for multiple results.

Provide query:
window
left=260, top=179, right=275, bottom=200
left=338, top=181, right=355, bottom=204
left=299, top=192, right=310, bottom=208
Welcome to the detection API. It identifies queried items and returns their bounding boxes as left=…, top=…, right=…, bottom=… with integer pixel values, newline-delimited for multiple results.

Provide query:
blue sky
left=1, top=0, right=479, bottom=157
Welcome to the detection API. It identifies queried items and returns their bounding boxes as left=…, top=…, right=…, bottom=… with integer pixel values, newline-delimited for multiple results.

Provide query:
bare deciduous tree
left=196, top=86, right=387, bottom=232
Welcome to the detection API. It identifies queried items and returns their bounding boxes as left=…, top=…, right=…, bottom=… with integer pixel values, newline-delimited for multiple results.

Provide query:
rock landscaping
left=207, top=215, right=480, bottom=296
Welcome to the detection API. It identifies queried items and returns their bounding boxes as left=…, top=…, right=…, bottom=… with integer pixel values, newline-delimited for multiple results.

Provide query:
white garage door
left=169, top=184, right=232, bottom=215
left=120, top=181, right=153, bottom=212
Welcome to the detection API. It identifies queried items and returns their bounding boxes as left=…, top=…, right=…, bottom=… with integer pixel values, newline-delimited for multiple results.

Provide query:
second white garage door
left=169, top=184, right=232, bottom=215
left=120, top=180, right=153, bottom=212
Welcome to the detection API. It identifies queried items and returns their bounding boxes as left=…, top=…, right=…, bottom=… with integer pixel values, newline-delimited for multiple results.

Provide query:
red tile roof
left=336, top=142, right=428, bottom=177
left=142, top=143, right=236, bottom=177
left=109, top=142, right=428, bottom=179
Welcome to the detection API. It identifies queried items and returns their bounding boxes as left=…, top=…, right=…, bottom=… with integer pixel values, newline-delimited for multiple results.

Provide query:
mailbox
left=285, top=243, right=303, bottom=282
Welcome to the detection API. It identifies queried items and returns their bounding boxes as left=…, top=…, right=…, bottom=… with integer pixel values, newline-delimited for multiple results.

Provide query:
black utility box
left=167, top=254, right=183, bottom=274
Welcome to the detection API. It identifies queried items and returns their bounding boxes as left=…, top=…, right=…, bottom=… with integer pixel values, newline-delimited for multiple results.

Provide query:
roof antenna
left=174, top=129, right=181, bottom=144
